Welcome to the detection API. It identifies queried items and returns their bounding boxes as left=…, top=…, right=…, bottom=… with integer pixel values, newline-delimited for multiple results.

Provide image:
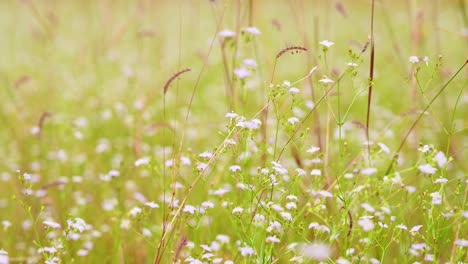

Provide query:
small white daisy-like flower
left=434, top=178, right=448, bottom=184
left=347, top=62, right=359, bottom=67
left=361, top=203, right=376, bottom=213
left=319, top=76, right=334, bottom=84
left=201, top=201, right=214, bottom=209
left=144, top=202, right=159, bottom=209
left=288, top=117, right=299, bottom=125
left=239, top=246, right=256, bottom=257
left=218, top=29, right=236, bottom=38
left=455, top=239, right=468, bottom=247
left=319, top=40, right=334, bottom=48
left=299, top=242, right=331, bottom=261
left=229, top=165, right=242, bottom=173
left=377, top=143, right=390, bottom=154
left=289, top=87, right=300, bottom=94
left=67, top=218, right=87, bottom=233
left=462, top=211, right=468, bottom=218
left=286, top=195, right=298, bottom=201
left=134, top=157, right=150, bottom=167
left=358, top=217, right=375, bottom=232
left=225, top=112, right=238, bottom=119
left=295, top=168, right=306, bottom=176
left=243, top=59, right=257, bottom=67
left=265, top=236, right=281, bottom=243
left=418, top=164, right=436, bottom=174
left=310, top=169, right=321, bottom=176
left=306, top=146, right=320, bottom=154
left=216, top=234, right=230, bottom=244
left=422, top=56, right=429, bottom=66
left=409, top=56, right=419, bottom=64
left=430, top=192, right=442, bottom=205
left=43, top=220, right=61, bottom=229
left=409, top=225, right=423, bottom=233
left=418, top=144, right=432, bottom=153
left=361, top=167, right=377, bottom=176
left=244, top=27, right=261, bottom=35
left=196, top=163, right=208, bottom=171
left=129, top=207, right=142, bottom=217
left=433, top=151, right=447, bottom=168
left=232, top=207, right=244, bottom=215
left=233, top=68, right=251, bottom=79
left=199, top=151, right=213, bottom=159
left=280, top=212, right=293, bottom=221
left=183, top=205, right=197, bottom=214
left=286, top=202, right=297, bottom=210
left=396, top=224, right=408, bottom=230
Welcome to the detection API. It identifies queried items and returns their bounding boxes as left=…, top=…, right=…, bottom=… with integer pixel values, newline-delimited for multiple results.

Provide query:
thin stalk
left=366, top=0, right=375, bottom=165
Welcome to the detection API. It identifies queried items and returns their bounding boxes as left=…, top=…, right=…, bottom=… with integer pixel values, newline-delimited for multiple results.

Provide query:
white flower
left=361, top=168, right=377, bottom=176
left=396, top=224, right=408, bottom=230
left=306, top=146, right=320, bottom=154
left=296, top=168, right=306, bottom=176
left=134, top=157, right=150, bottom=167
left=129, top=207, right=142, bottom=217
left=286, top=195, right=298, bottom=201
left=67, top=218, right=87, bottom=233
left=229, top=165, right=241, bottom=173
left=280, top=212, right=293, bottom=221
left=244, top=27, right=261, bottom=35
left=243, top=59, right=257, bottom=67
left=0, top=249, right=8, bottom=264
left=218, top=30, right=236, bottom=38
left=299, top=242, right=331, bottom=261
left=239, top=246, right=256, bottom=257
left=216, top=234, right=230, bottom=244
left=463, top=211, right=468, bottom=218
left=377, top=143, right=390, bottom=154
left=409, top=225, right=423, bottom=233
left=183, top=205, right=197, bottom=214
left=455, top=239, right=468, bottom=247
left=310, top=169, right=321, bottom=176
left=409, top=56, right=419, bottom=64
left=233, top=68, right=251, bottom=79
left=430, top=192, right=442, bottom=205
left=361, top=203, right=375, bottom=213
left=232, top=207, right=244, bottom=215
left=347, top=62, right=359, bottom=67
left=225, top=112, right=238, bottom=119
left=319, top=76, right=334, bottom=84
left=265, top=236, right=280, bottom=243
left=286, top=202, right=297, bottom=210
left=199, top=151, right=213, bottom=159
left=43, top=220, right=61, bottom=229
left=196, top=163, right=208, bottom=171
left=358, top=217, right=375, bottom=232
left=418, top=144, right=432, bottom=153
left=434, top=178, right=448, bottom=184
left=423, top=56, right=429, bottom=65
left=319, top=40, right=334, bottom=48
left=289, top=87, right=300, bottom=94
left=288, top=117, right=299, bottom=125
left=418, top=164, right=436, bottom=174
left=433, top=151, right=447, bottom=168
left=201, top=201, right=214, bottom=209
left=144, top=201, right=160, bottom=209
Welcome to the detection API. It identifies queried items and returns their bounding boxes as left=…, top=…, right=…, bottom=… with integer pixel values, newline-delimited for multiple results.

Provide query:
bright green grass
left=0, top=1, right=467, bottom=263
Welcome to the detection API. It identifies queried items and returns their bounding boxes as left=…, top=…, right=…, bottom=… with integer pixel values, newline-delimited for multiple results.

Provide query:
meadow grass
left=0, top=0, right=467, bottom=263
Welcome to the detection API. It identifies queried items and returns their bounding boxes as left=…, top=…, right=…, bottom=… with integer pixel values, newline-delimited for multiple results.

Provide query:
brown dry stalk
left=276, top=46, right=307, bottom=59
left=366, top=0, right=375, bottom=164
left=37, top=112, right=52, bottom=139
left=163, top=68, right=191, bottom=95
left=173, top=236, right=188, bottom=262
